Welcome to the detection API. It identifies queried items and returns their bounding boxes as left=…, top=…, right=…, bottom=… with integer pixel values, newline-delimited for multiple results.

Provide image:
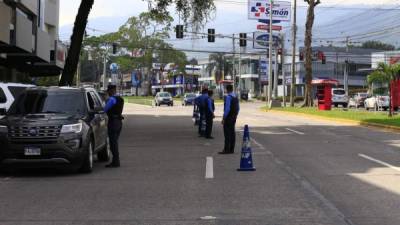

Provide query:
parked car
left=155, top=92, right=173, bottom=106
left=349, top=92, right=368, bottom=108
left=182, top=93, right=197, bottom=106
left=332, top=88, right=349, bottom=108
left=0, top=83, right=35, bottom=117
left=0, top=87, right=110, bottom=173
left=364, top=95, right=390, bottom=111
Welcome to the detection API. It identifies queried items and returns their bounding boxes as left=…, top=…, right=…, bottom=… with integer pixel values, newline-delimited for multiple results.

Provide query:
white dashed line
left=205, top=157, right=214, bottom=179
left=286, top=128, right=305, bottom=135
left=359, top=154, right=400, bottom=172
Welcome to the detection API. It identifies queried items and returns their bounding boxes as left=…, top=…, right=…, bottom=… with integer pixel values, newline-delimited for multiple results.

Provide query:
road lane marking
left=252, top=138, right=266, bottom=150
left=359, top=154, right=400, bottom=172
left=286, top=128, right=305, bottom=135
left=205, top=157, right=214, bottom=179
left=200, top=216, right=217, bottom=220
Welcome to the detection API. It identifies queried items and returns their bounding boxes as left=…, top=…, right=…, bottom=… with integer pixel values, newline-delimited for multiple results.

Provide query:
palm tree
left=303, top=0, right=320, bottom=107
left=206, top=53, right=226, bottom=84
left=59, top=0, right=216, bottom=86
left=367, top=62, right=400, bottom=117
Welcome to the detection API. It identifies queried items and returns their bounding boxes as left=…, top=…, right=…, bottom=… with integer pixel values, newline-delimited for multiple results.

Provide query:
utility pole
left=274, top=49, right=278, bottom=98
left=290, top=0, right=297, bottom=107
left=344, top=36, right=349, bottom=95
left=268, top=0, right=274, bottom=105
left=281, top=33, right=286, bottom=107
left=76, top=60, right=81, bottom=87
left=102, top=52, right=107, bottom=90
left=232, top=34, right=236, bottom=92
left=238, top=46, right=242, bottom=96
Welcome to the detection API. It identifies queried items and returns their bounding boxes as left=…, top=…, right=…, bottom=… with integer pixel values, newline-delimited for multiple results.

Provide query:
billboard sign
left=257, top=24, right=282, bottom=31
left=259, top=57, right=269, bottom=82
left=253, top=32, right=280, bottom=49
left=248, top=0, right=291, bottom=21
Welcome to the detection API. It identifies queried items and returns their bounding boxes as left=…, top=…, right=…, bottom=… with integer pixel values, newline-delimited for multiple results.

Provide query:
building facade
left=0, top=0, right=65, bottom=82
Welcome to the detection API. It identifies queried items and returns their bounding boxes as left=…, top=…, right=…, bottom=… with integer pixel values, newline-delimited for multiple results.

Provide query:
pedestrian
left=104, top=84, right=124, bottom=168
left=220, top=85, right=240, bottom=154
left=195, top=88, right=208, bottom=137
left=205, top=90, right=215, bottom=139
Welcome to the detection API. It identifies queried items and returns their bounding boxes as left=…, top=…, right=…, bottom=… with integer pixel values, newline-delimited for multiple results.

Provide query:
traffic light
left=176, top=25, right=184, bottom=39
left=239, top=33, right=247, bottom=47
left=112, top=43, right=118, bottom=54
left=322, top=55, right=326, bottom=64
left=299, top=52, right=304, bottom=61
left=208, top=29, right=215, bottom=42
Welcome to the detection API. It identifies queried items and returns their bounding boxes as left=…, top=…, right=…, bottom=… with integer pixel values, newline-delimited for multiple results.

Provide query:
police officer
left=220, top=85, right=240, bottom=154
left=195, top=88, right=208, bottom=137
left=205, top=90, right=215, bottom=139
left=104, top=85, right=124, bottom=168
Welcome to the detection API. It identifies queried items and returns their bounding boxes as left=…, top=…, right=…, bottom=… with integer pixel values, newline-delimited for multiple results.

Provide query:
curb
left=265, top=109, right=400, bottom=133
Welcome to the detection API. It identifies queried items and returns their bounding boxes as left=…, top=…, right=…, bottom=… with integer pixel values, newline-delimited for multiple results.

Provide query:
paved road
left=0, top=102, right=399, bottom=224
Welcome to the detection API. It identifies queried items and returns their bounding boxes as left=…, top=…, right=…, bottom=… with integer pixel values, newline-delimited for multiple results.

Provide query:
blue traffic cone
left=237, top=125, right=256, bottom=171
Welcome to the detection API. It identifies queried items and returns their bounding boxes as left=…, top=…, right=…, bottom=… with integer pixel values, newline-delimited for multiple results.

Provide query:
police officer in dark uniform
left=220, top=85, right=240, bottom=154
left=195, top=88, right=208, bottom=137
left=205, top=90, right=215, bottom=139
left=104, top=85, right=124, bottom=168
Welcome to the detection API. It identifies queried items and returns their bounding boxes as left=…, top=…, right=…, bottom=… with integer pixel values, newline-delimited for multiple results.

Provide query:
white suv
left=0, top=83, right=35, bottom=116
left=332, top=88, right=349, bottom=108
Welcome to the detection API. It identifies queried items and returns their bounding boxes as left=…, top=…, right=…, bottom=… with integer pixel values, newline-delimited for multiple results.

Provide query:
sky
left=59, top=0, right=400, bottom=58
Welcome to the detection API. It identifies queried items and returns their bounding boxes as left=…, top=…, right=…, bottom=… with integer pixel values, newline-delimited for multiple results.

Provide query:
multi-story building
left=282, top=46, right=379, bottom=96
left=0, top=0, right=66, bottom=82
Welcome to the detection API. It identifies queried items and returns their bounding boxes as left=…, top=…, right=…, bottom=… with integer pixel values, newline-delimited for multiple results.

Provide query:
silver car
left=155, top=92, right=174, bottom=107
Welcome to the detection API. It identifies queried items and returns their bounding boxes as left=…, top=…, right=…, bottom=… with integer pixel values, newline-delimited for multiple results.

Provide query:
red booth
left=312, top=79, right=339, bottom=110
left=391, top=79, right=400, bottom=111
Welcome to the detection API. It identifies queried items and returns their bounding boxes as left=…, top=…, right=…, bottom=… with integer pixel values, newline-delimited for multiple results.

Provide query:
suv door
left=91, top=91, right=108, bottom=148
left=86, top=92, right=103, bottom=151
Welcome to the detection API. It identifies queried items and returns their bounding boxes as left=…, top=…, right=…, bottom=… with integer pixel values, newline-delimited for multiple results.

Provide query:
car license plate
left=24, top=147, right=41, bottom=156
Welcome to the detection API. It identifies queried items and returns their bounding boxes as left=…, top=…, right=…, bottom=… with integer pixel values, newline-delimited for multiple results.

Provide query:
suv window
left=0, top=87, right=6, bottom=103
left=9, top=90, right=86, bottom=115
left=87, top=92, right=95, bottom=111
left=8, top=86, right=27, bottom=100
left=90, top=92, right=102, bottom=109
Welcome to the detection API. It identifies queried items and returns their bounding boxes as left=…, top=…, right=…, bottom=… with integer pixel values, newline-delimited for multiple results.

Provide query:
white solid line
left=359, top=154, right=400, bottom=172
left=286, top=128, right=305, bottom=135
left=205, top=157, right=214, bottom=179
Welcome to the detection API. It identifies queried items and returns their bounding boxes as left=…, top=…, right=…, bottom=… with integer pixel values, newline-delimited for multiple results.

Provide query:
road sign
left=248, top=1, right=291, bottom=21
left=253, top=32, right=280, bottom=49
left=110, top=63, right=119, bottom=73
left=257, top=24, right=282, bottom=31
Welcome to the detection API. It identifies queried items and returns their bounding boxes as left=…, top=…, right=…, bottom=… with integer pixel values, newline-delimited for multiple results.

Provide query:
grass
left=263, top=107, right=400, bottom=128
left=123, top=96, right=153, bottom=106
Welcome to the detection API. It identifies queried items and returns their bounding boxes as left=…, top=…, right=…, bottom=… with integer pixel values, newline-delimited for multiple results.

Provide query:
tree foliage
left=206, top=53, right=233, bottom=84
left=60, top=0, right=215, bottom=86
left=367, top=62, right=400, bottom=116
left=362, top=41, right=395, bottom=51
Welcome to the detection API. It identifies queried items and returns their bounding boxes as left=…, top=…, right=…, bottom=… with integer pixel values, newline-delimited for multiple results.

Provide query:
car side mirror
left=0, top=108, right=6, bottom=115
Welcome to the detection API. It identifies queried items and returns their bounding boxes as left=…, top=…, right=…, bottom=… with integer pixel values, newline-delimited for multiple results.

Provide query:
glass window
left=333, top=90, right=346, bottom=95
left=9, top=90, right=86, bottom=115
left=8, top=86, right=27, bottom=100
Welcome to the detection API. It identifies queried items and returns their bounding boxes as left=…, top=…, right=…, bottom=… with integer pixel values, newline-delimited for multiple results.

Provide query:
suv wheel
left=97, top=138, right=110, bottom=162
left=80, top=141, right=94, bottom=173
